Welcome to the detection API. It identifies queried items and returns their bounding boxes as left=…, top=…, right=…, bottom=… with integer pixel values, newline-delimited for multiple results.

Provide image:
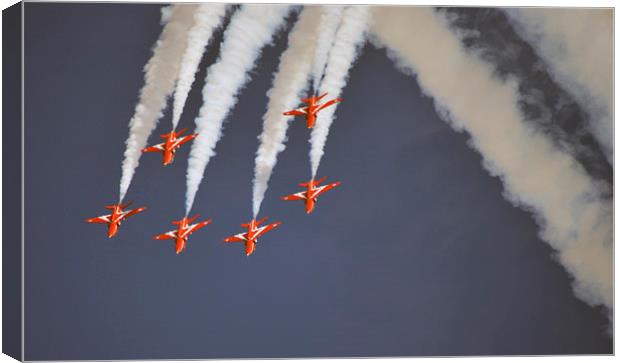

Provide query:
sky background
left=23, top=3, right=611, bottom=360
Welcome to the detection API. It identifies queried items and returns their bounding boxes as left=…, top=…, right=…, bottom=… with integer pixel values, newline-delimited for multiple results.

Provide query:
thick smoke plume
left=505, top=8, right=613, bottom=164
left=252, top=6, right=324, bottom=218
left=309, top=6, right=370, bottom=177
left=170, top=4, right=227, bottom=129
left=185, top=5, right=292, bottom=215
left=312, top=6, right=344, bottom=92
left=119, top=4, right=197, bottom=201
left=371, top=7, right=612, bottom=316
left=437, top=8, right=612, bottom=190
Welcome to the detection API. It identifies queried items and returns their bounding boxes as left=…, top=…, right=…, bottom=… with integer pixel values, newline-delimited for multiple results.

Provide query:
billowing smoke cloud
left=185, top=4, right=292, bottom=215
left=160, top=5, right=173, bottom=24
left=371, top=7, right=612, bottom=316
left=118, top=4, right=198, bottom=201
left=252, top=6, right=324, bottom=218
left=437, top=7, right=612, bottom=192
left=170, top=4, right=227, bottom=130
left=312, top=6, right=344, bottom=92
left=309, top=6, right=370, bottom=177
left=505, top=8, right=613, bottom=164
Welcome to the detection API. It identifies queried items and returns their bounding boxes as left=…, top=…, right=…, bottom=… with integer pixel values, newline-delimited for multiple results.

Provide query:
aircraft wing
left=154, top=230, right=177, bottom=240
left=316, top=98, right=342, bottom=112
left=172, top=134, right=197, bottom=149
left=283, top=107, right=308, bottom=116
left=86, top=215, right=111, bottom=224
left=224, top=232, right=248, bottom=243
left=254, top=222, right=281, bottom=239
left=281, top=191, right=306, bottom=201
left=142, top=143, right=165, bottom=153
left=314, top=182, right=341, bottom=197
left=187, top=220, right=212, bottom=235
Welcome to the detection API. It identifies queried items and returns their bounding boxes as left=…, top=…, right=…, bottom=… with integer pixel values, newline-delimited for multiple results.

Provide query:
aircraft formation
left=87, top=93, right=342, bottom=256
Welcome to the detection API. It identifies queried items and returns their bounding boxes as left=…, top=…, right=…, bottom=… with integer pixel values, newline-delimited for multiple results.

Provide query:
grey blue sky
left=23, top=3, right=611, bottom=359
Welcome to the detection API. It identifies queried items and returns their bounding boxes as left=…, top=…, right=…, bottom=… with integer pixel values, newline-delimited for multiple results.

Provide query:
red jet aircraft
left=223, top=217, right=282, bottom=256
left=142, top=128, right=198, bottom=166
left=154, top=215, right=212, bottom=254
left=281, top=177, right=341, bottom=214
left=283, top=92, right=342, bottom=128
left=86, top=202, right=147, bottom=238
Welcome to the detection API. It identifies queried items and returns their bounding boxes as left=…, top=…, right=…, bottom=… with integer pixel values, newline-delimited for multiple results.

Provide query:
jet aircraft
left=142, top=128, right=198, bottom=166
left=153, top=215, right=212, bottom=254
left=281, top=177, right=341, bottom=214
left=283, top=92, right=342, bottom=128
left=223, top=217, right=282, bottom=256
left=86, top=202, right=147, bottom=238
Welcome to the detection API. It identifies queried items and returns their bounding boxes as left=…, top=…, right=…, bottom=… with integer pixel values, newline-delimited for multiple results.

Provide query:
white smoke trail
left=309, top=6, right=370, bottom=178
left=118, top=4, right=198, bottom=201
left=371, top=7, right=612, bottom=314
left=185, top=4, right=292, bottom=215
left=160, top=5, right=173, bottom=24
left=312, top=6, right=344, bottom=92
left=170, top=4, right=227, bottom=129
left=252, top=6, right=325, bottom=218
left=505, top=8, right=613, bottom=164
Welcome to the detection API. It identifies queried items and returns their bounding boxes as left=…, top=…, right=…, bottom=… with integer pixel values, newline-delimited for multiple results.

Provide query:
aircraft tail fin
left=106, top=202, right=131, bottom=210
left=188, top=214, right=200, bottom=224
left=161, top=127, right=188, bottom=138
left=300, top=176, right=327, bottom=187
left=243, top=216, right=267, bottom=228
left=314, top=176, right=327, bottom=185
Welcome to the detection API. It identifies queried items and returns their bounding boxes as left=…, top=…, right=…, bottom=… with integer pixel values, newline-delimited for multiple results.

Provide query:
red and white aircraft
left=86, top=202, right=147, bottom=238
left=142, top=128, right=198, bottom=166
left=283, top=92, right=342, bottom=129
left=223, top=217, right=282, bottom=256
left=154, top=215, right=212, bottom=254
left=281, top=177, right=341, bottom=214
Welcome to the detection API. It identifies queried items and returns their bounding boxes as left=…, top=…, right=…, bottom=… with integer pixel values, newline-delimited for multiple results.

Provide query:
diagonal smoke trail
left=505, top=8, right=613, bottom=164
left=185, top=4, right=292, bottom=215
left=309, top=6, right=370, bottom=178
left=170, top=3, right=228, bottom=130
left=436, top=8, right=612, bottom=193
left=119, top=4, right=198, bottom=201
left=371, top=7, right=612, bottom=317
left=312, top=6, right=344, bottom=92
left=252, top=6, right=324, bottom=218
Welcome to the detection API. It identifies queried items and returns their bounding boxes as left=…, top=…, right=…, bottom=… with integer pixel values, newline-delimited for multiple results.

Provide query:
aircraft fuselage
left=107, top=207, right=124, bottom=238
left=162, top=135, right=177, bottom=165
